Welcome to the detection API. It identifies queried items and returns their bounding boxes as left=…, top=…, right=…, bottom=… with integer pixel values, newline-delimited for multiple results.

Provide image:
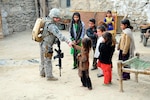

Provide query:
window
left=60, top=0, right=70, bottom=8
left=66, top=0, right=70, bottom=7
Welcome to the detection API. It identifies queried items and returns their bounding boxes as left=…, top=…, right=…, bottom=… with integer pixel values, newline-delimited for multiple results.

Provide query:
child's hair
left=107, top=10, right=112, bottom=14
left=72, top=12, right=81, bottom=23
left=98, top=21, right=108, bottom=29
left=89, top=18, right=96, bottom=24
left=70, top=12, right=82, bottom=39
left=97, top=25, right=106, bottom=32
left=102, top=32, right=112, bottom=45
left=106, top=10, right=112, bottom=17
left=121, top=19, right=133, bottom=29
left=82, top=38, right=92, bottom=52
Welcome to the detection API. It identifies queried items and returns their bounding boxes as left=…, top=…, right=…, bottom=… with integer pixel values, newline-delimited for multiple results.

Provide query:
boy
left=86, top=18, right=98, bottom=70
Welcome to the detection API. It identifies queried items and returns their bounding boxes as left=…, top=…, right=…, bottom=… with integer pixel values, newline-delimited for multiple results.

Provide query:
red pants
left=97, top=60, right=112, bottom=84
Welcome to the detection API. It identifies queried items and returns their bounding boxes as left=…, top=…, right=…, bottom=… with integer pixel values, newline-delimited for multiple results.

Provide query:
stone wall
left=0, top=0, right=36, bottom=35
left=71, top=0, right=150, bottom=31
left=1, top=0, right=150, bottom=36
left=0, top=0, right=59, bottom=36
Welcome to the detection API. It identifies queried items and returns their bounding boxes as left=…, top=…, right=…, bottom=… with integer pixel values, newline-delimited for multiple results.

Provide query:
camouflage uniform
left=39, top=8, right=71, bottom=81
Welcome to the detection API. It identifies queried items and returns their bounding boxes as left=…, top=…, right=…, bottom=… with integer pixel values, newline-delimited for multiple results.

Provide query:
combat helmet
left=49, top=8, right=61, bottom=18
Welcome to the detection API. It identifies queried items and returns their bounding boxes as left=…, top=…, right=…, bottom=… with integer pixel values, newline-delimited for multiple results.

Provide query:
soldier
left=39, top=8, right=72, bottom=81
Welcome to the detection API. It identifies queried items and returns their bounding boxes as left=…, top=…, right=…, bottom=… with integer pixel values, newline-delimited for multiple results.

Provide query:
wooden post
left=35, top=0, right=39, bottom=18
left=135, top=73, right=138, bottom=82
left=0, top=10, right=3, bottom=38
left=135, top=53, right=139, bottom=83
left=42, top=0, right=46, bottom=17
left=117, top=61, right=124, bottom=92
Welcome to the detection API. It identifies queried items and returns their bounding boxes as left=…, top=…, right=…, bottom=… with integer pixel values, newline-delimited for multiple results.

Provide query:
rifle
left=54, top=39, right=64, bottom=77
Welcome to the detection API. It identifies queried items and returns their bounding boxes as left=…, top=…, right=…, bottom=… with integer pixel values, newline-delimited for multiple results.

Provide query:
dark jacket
left=98, top=43, right=115, bottom=64
left=86, top=26, right=97, bottom=48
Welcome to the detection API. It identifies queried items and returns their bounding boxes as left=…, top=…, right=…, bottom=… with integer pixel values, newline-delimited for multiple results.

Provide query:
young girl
left=118, top=19, right=135, bottom=80
left=72, top=38, right=92, bottom=90
left=70, top=12, right=85, bottom=69
left=94, top=25, right=106, bottom=77
left=104, top=10, right=114, bottom=31
left=97, top=32, right=115, bottom=85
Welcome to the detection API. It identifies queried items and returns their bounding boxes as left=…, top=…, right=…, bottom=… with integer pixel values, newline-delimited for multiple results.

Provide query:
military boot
left=47, top=76, right=58, bottom=81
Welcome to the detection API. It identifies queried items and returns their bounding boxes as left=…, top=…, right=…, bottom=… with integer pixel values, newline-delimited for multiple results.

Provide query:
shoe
left=40, top=74, right=45, bottom=77
left=82, top=85, right=87, bottom=87
left=91, top=67, right=97, bottom=70
left=88, top=87, right=92, bottom=90
left=117, top=78, right=130, bottom=81
left=72, top=67, right=77, bottom=69
left=122, top=78, right=130, bottom=81
left=97, top=74, right=104, bottom=78
left=47, top=76, right=58, bottom=81
left=102, top=83, right=110, bottom=86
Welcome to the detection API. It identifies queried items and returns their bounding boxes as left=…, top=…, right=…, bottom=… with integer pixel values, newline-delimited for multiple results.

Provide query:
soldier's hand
left=68, top=41, right=73, bottom=47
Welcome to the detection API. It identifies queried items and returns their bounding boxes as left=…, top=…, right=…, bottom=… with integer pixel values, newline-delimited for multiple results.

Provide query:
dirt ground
left=0, top=30, right=150, bottom=100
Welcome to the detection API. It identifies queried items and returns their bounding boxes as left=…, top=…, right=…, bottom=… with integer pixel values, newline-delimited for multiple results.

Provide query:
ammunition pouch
left=45, top=46, right=53, bottom=59
left=45, top=52, right=53, bottom=59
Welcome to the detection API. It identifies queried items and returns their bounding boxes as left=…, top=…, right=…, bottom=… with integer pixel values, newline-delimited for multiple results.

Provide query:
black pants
left=92, top=47, right=97, bottom=68
left=119, top=50, right=130, bottom=79
left=81, top=70, right=92, bottom=89
left=73, top=49, right=78, bottom=68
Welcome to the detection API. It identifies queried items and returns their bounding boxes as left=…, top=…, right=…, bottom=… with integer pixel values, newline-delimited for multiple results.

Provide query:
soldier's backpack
left=32, top=18, right=45, bottom=42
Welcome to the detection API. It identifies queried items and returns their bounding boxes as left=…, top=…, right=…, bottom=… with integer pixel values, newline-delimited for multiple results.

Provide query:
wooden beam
left=0, top=12, right=3, bottom=38
left=117, top=61, right=124, bottom=92
left=122, top=68, right=150, bottom=75
left=42, top=0, right=46, bottom=17
left=35, top=0, right=39, bottom=18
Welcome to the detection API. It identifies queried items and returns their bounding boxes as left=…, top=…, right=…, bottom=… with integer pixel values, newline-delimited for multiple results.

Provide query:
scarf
left=70, top=21, right=82, bottom=41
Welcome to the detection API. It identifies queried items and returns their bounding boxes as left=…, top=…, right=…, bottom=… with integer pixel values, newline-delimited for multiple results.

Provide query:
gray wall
left=0, top=0, right=59, bottom=36
left=1, top=0, right=36, bottom=35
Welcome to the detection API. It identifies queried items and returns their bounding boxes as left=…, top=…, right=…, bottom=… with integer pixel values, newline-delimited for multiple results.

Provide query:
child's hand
left=77, top=53, right=81, bottom=59
left=122, top=54, right=126, bottom=57
left=108, top=21, right=112, bottom=24
left=76, top=40, right=80, bottom=44
left=72, top=40, right=76, bottom=44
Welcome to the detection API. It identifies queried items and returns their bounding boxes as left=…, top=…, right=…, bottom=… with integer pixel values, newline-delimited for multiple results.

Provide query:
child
left=94, top=25, right=106, bottom=77
left=118, top=19, right=135, bottom=80
left=70, top=12, right=85, bottom=69
left=97, top=32, right=115, bottom=85
left=86, top=18, right=98, bottom=70
left=104, top=10, right=114, bottom=31
left=72, top=38, right=92, bottom=90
